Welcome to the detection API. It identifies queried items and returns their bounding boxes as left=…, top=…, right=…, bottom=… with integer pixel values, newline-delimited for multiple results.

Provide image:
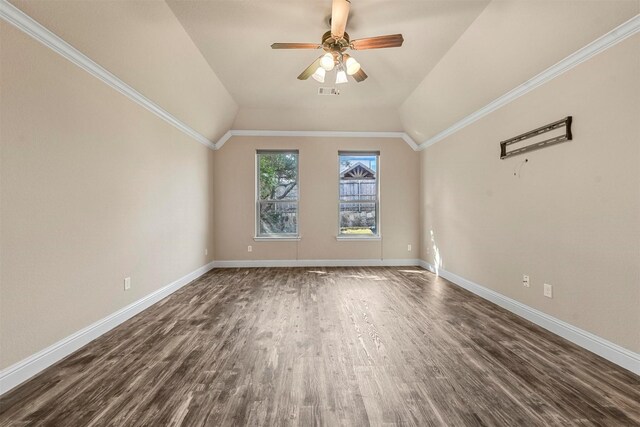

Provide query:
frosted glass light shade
left=345, top=57, right=361, bottom=75
left=312, top=67, right=326, bottom=83
left=336, top=69, right=348, bottom=84
left=320, top=53, right=335, bottom=71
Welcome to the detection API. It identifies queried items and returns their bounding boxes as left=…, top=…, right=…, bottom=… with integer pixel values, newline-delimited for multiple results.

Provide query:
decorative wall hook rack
left=500, top=116, right=572, bottom=159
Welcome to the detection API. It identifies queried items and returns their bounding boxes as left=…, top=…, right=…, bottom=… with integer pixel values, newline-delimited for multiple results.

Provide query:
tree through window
left=256, top=150, right=299, bottom=237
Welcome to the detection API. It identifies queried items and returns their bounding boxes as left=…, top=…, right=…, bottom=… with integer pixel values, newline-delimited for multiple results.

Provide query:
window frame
left=255, top=149, right=300, bottom=239
left=337, top=151, right=380, bottom=239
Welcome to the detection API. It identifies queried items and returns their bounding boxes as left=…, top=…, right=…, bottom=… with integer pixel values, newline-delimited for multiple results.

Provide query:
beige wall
left=401, top=0, right=639, bottom=142
left=10, top=0, right=238, bottom=142
left=0, top=23, right=215, bottom=368
left=2, top=0, right=635, bottom=376
left=213, top=137, right=419, bottom=261
left=419, top=35, right=639, bottom=352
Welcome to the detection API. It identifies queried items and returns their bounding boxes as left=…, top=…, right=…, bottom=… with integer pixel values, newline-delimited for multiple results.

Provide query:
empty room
left=1, top=0, right=639, bottom=425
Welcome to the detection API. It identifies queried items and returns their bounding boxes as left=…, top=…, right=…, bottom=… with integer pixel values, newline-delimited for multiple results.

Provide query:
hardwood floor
left=1, top=267, right=639, bottom=426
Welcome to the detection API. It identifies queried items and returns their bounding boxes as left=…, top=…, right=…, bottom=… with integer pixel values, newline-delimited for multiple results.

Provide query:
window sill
left=254, top=236, right=301, bottom=242
left=336, top=235, right=381, bottom=241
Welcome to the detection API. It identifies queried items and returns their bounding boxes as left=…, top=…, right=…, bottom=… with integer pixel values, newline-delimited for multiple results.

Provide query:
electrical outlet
left=124, top=277, right=131, bottom=291
left=248, top=245, right=252, bottom=252
left=205, top=248, right=208, bottom=256
left=522, top=274, right=530, bottom=287
left=407, top=244, right=412, bottom=252
left=544, top=283, right=553, bottom=298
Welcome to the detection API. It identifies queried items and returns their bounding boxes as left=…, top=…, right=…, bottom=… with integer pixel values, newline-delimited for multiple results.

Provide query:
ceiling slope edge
left=415, top=14, right=640, bottom=151
left=0, top=0, right=218, bottom=150
left=0, top=0, right=417, bottom=154
left=214, top=130, right=419, bottom=151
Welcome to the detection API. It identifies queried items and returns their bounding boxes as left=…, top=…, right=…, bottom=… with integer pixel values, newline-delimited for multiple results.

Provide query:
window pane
left=340, top=202, right=376, bottom=235
left=339, top=153, right=378, bottom=236
left=258, top=152, right=298, bottom=201
left=339, top=155, right=377, bottom=201
left=257, top=151, right=298, bottom=237
left=339, top=180, right=377, bottom=201
left=259, top=201, right=297, bottom=235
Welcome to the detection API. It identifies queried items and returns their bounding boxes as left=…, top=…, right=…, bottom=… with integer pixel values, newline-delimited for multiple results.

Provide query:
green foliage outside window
left=257, top=152, right=298, bottom=235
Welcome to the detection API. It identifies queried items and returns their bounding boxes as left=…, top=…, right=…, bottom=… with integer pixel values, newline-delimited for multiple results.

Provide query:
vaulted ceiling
left=166, top=0, right=488, bottom=110
left=7, top=0, right=639, bottom=146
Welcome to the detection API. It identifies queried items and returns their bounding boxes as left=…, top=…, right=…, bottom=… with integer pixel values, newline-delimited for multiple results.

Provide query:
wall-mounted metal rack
left=500, top=116, right=572, bottom=159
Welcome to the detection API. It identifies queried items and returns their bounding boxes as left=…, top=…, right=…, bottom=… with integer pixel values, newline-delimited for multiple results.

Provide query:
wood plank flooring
left=1, top=267, right=639, bottom=426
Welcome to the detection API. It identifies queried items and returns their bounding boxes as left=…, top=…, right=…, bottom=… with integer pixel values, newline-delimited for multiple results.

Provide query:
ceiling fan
left=271, top=0, right=404, bottom=84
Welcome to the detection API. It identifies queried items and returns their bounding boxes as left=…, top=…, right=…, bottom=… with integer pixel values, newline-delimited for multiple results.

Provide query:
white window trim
left=336, top=235, right=381, bottom=241
left=255, top=150, right=300, bottom=239
left=254, top=236, right=302, bottom=242
left=337, top=151, right=381, bottom=239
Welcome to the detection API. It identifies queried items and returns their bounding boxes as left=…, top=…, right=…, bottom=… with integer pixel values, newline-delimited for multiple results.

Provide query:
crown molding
left=214, top=130, right=234, bottom=149
left=417, top=14, right=640, bottom=151
left=0, top=0, right=418, bottom=153
left=0, top=0, right=217, bottom=150
left=6, top=0, right=634, bottom=154
left=214, top=130, right=419, bottom=150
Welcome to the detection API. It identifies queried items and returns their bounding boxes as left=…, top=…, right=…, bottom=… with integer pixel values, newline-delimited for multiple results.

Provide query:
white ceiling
left=400, top=0, right=640, bottom=142
left=10, top=0, right=238, bottom=141
left=166, top=0, right=489, bottom=110
left=8, top=0, right=637, bottom=141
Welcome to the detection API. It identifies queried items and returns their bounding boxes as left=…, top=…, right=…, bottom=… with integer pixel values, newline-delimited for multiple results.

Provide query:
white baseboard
left=418, top=260, right=640, bottom=376
left=5, top=258, right=633, bottom=397
left=0, top=259, right=415, bottom=395
left=0, top=261, right=216, bottom=395
left=212, top=258, right=422, bottom=268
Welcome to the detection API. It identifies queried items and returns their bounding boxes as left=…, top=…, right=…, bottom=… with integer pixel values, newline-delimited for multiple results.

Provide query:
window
left=338, top=151, right=379, bottom=237
left=256, top=150, right=299, bottom=237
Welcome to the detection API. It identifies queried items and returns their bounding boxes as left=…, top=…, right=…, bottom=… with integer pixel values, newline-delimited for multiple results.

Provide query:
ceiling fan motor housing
left=322, top=31, right=351, bottom=53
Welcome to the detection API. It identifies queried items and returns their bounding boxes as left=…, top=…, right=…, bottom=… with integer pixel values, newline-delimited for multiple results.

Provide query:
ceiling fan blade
left=297, top=56, right=323, bottom=80
left=331, top=0, right=350, bottom=39
left=271, top=43, right=322, bottom=49
left=352, top=68, right=368, bottom=83
left=351, top=34, right=404, bottom=50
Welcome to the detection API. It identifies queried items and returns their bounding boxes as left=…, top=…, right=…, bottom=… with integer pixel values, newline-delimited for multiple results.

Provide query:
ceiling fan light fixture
left=271, top=0, right=402, bottom=84
left=312, top=67, right=326, bottom=83
left=335, top=67, right=348, bottom=84
left=320, top=53, right=335, bottom=71
left=345, top=56, right=361, bottom=75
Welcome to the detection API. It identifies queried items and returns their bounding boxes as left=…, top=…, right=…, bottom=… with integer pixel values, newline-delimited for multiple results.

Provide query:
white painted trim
left=399, top=133, right=420, bottom=151
left=418, top=261, right=640, bottom=375
left=214, top=130, right=234, bottom=150
left=0, top=0, right=217, bottom=151
left=253, top=236, right=301, bottom=242
left=417, top=14, right=640, bottom=150
left=0, top=261, right=216, bottom=395
left=213, top=259, right=421, bottom=268
left=4, top=0, right=636, bottom=154
left=214, top=130, right=419, bottom=151
left=336, top=236, right=381, bottom=241
left=5, top=258, right=634, bottom=396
